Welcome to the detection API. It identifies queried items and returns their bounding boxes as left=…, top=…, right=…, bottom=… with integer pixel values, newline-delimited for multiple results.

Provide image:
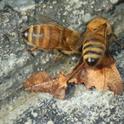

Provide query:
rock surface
left=0, top=0, right=124, bottom=124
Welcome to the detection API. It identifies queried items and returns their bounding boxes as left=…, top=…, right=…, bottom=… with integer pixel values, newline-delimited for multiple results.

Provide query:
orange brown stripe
left=42, top=25, right=50, bottom=48
left=58, top=27, right=63, bottom=48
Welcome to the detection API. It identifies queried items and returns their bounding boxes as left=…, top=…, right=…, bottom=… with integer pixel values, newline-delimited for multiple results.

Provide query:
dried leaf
left=24, top=72, right=50, bottom=89
left=69, top=62, right=123, bottom=94
left=24, top=72, right=68, bottom=99
left=24, top=58, right=123, bottom=99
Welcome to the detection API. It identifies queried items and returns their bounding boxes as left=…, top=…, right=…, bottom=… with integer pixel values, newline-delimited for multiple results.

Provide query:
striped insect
left=82, top=17, right=115, bottom=67
left=22, top=23, right=81, bottom=54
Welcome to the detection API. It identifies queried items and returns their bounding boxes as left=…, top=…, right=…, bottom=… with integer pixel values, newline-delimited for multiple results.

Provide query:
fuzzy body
left=82, top=17, right=113, bottom=67
left=22, top=23, right=81, bottom=53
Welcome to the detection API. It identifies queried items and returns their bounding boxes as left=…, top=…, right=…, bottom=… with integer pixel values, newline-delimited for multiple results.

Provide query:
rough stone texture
left=0, top=0, right=124, bottom=124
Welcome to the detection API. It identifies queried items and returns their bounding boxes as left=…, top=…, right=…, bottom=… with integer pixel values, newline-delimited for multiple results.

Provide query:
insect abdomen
left=23, top=24, right=80, bottom=51
left=83, top=39, right=106, bottom=66
left=23, top=24, right=63, bottom=49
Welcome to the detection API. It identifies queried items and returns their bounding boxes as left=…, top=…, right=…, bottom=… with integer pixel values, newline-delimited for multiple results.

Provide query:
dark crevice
left=108, top=0, right=124, bottom=15
left=34, top=0, right=49, bottom=4
left=115, top=0, right=124, bottom=6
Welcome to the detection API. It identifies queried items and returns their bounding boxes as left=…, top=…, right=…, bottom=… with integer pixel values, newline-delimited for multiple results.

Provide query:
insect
left=22, top=23, right=81, bottom=54
left=22, top=16, right=116, bottom=66
left=82, top=16, right=115, bottom=67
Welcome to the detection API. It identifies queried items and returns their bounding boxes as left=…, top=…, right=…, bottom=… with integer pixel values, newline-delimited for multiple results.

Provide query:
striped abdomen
left=22, top=24, right=80, bottom=51
left=82, top=38, right=106, bottom=67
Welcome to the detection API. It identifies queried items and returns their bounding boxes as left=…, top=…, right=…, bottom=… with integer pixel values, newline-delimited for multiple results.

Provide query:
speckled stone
left=110, top=0, right=118, bottom=4
left=0, top=0, right=124, bottom=124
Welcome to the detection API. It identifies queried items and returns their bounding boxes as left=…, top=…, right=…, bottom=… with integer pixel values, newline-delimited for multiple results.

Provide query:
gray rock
left=110, top=0, right=118, bottom=4
left=0, top=0, right=124, bottom=124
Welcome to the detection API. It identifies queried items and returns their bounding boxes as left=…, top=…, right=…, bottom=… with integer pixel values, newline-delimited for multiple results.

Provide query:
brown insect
left=82, top=16, right=116, bottom=67
left=22, top=23, right=81, bottom=54
left=22, top=16, right=116, bottom=67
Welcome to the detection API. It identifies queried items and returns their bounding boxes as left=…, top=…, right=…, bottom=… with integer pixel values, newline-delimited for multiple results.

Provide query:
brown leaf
left=107, top=64, right=124, bottom=94
left=24, top=57, right=123, bottom=98
left=24, top=72, right=50, bottom=89
left=70, top=62, right=123, bottom=94
left=52, top=73, right=68, bottom=99
left=24, top=72, right=68, bottom=99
